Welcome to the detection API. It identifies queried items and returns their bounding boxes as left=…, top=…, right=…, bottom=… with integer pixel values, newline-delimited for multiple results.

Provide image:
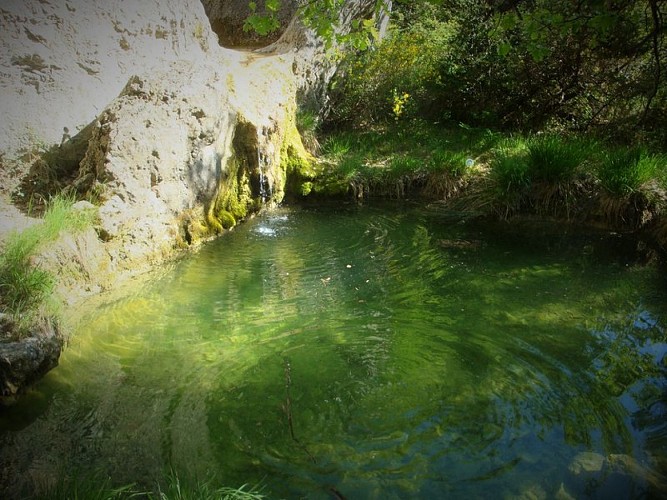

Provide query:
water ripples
left=1, top=204, right=666, bottom=498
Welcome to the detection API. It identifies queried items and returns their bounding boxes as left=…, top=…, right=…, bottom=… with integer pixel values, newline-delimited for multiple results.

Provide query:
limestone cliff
left=1, top=0, right=383, bottom=289
left=0, top=0, right=383, bottom=399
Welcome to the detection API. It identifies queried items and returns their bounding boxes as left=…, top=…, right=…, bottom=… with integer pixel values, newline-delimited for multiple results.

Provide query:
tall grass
left=489, top=137, right=530, bottom=194
left=0, top=194, right=97, bottom=338
left=296, top=109, right=320, bottom=155
left=156, top=472, right=266, bottom=500
left=598, top=147, right=661, bottom=196
left=427, top=149, right=469, bottom=177
left=39, top=475, right=141, bottom=500
left=40, top=470, right=266, bottom=500
left=526, top=134, right=589, bottom=183
left=320, top=136, right=352, bottom=161
left=316, top=121, right=664, bottom=229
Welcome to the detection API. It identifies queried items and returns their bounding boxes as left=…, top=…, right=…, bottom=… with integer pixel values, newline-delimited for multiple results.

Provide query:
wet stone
left=568, top=451, right=605, bottom=475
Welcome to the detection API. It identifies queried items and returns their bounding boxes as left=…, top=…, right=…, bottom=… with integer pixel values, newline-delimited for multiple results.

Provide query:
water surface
left=1, top=203, right=666, bottom=498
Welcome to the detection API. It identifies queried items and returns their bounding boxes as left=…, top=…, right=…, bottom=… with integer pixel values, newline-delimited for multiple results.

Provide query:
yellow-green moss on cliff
left=280, top=116, right=319, bottom=199
left=213, top=157, right=255, bottom=223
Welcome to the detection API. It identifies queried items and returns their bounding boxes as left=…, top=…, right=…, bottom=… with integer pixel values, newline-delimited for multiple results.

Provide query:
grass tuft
left=157, top=473, right=266, bottom=500
left=321, top=136, right=352, bottom=161
left=296, top=109, right=321, bottom=155
left=598, top=147, right=661, bottom=196
left=489, top=137, right=530, bottom=196
left=427, top=149, right=469, bottom=177
left=40, top=470, right=266, bottom=500
left=526, top=134, right=588, bottom=183
left=0, top=194, right=98, bottom=339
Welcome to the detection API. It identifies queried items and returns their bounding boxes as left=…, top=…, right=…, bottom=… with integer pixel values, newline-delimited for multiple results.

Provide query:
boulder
left=0, top=319, right=61, bottom=403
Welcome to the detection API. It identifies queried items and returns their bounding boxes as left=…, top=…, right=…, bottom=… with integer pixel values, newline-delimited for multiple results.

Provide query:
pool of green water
left=1, top=203, right=666, bottom=498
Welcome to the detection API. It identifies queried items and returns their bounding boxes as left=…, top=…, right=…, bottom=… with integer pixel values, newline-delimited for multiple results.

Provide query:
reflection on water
left=1, top=203, right=666, bottom=498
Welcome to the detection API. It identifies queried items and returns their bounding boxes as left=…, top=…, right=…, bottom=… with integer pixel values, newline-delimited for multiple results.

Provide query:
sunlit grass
left=598, top=146, right=662, bottom=196
left=0, top=194, right=97, bottom=338
left=318, top=121, right=499, bottom=198
left=526, top=134, right=590, bottom=183
left=489, top=137, right=530, bottom=194
left=314, top=121, right=664, bottom=238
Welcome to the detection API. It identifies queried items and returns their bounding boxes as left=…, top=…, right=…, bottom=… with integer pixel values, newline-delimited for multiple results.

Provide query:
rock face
left=1, top=0, right=385, bottom=288
left=0, top=0, right=216, bottom=163
left=0, top=319, right=61, bottom=401
left=0, top=0, right=383, bottom=398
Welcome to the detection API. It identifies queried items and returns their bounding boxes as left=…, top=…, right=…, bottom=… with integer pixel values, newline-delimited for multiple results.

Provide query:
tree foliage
left=477, top=0, right=666, bottom=139
left=327, top=2, right=454, bottom=125
left=245, top=0, right=665, bottom=144
left=244, top=0, right=387, bottom=50
left=324, top=0, right=667, bottom=143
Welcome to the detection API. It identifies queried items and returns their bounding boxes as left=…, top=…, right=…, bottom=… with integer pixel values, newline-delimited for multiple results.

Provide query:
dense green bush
left=526, top=135, right=590, bottom=183
left=327, top=0, right=665, bottom=147
left=328, top=3, right=454, bottom=127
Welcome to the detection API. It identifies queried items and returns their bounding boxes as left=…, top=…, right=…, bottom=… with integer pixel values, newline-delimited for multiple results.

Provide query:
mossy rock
left=312, top=179, right=349, bottom=197
left=216, top=210, right=236, bottom=229
left=298, top=181, right=313, bottom=197
left=214, top=160, right=255, bottom=220
left=206, top=212, right=224, bottom=234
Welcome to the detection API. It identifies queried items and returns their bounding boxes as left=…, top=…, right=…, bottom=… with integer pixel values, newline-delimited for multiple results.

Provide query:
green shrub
left=328, top=8, right=456, bottom=126
left=490, top=138, right=530, bottom=194
left=526, top=135, right=588, bottom=182
left=598, top=147, right=661, bottom=196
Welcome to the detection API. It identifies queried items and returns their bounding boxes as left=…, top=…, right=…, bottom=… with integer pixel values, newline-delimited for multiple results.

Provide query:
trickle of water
left=257, top=147, right=272, bottom=203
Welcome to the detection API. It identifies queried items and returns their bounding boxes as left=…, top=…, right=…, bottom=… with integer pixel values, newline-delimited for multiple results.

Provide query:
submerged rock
left=0, top=319, right=61, bottom=403
left=607, top=453, right=667, bottom=493
left=555, top=482, right=575, bottom=500
left=568, top=451, right=605, bottom=474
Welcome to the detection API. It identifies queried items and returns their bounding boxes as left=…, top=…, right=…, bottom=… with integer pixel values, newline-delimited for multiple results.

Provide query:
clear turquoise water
left=1, top=203, right=666, bottom=499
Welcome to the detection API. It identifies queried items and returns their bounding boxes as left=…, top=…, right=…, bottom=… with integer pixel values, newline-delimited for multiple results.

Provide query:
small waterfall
left=256, top=135, right=272, bottom=203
